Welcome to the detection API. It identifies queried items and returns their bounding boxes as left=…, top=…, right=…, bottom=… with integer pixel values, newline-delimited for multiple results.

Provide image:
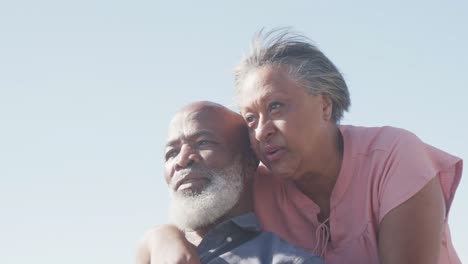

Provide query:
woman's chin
left=269, top=165, right=296, bottom=180
left=260, top=159, right=297, bottom=180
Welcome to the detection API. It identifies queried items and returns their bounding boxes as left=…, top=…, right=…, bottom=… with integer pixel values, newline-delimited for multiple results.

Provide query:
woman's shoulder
left=339, top=125, right=420, bottom=155
left=339, top=124, right=416, bottom=140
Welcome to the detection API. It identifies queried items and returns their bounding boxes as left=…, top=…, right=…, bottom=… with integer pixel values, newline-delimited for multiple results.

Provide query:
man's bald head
left=167, top=101, right=256, bottom=171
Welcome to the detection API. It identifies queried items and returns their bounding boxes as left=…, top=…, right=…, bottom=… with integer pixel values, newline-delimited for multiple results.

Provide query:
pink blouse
left=254, top=125, right=462, bottom=264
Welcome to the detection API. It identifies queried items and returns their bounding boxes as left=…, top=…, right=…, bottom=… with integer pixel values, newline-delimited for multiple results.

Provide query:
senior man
left=137, top=101, right=323, bottom=264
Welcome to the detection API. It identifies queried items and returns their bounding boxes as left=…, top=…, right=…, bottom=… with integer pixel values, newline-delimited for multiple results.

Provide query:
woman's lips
left=263, top=145, right=285, bottom=162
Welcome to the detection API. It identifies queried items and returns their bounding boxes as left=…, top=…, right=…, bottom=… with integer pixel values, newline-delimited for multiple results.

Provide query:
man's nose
left=255, top=117, right=275, bottom=142
left=174, top=144, right=200, bottom=171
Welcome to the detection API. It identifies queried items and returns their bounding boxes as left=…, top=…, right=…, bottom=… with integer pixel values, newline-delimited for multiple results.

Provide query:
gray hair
left=234, top=28, right=350, bottom=122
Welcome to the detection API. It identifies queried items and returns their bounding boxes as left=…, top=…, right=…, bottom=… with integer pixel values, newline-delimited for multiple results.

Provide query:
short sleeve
left=377, top=129, right=462, bottom=223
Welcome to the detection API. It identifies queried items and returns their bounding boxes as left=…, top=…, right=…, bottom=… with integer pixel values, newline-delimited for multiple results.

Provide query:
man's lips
left=262, top=145, right=285, bottom=162
left=173, top=174, right=209, bottom=191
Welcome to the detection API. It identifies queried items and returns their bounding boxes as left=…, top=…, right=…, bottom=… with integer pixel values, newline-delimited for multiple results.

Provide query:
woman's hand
left=136, top=224, right=200, bottom=264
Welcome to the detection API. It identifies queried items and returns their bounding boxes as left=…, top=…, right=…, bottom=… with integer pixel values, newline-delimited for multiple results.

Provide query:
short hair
left=234, top=27, right=350, bottom=122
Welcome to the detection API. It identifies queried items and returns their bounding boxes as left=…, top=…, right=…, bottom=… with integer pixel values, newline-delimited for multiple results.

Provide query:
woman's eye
left=269, top=102, right=283, bottom=112
left=245, top=115, right=256, bottom=124
left=197, top=140, right=215, bottom=147
left=197, top=140, right=210, bottom=146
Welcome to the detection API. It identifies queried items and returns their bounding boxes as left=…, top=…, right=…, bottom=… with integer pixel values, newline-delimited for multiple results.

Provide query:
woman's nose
left=255, top=117, right=275, bottom=142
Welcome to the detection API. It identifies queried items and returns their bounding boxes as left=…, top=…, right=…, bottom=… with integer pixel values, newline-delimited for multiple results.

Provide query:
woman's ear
left=321, top=95, right=333, bottom=121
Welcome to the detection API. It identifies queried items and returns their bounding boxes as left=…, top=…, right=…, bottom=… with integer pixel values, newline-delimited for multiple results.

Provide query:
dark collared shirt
left=196, top=213, right=323, bottom=264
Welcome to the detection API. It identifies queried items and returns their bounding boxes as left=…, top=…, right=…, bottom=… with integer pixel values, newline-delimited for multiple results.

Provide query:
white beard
left=168, top=160, right=244, bottom=231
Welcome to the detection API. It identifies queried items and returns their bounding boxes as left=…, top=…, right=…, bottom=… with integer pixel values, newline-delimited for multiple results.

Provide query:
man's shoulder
left=217, top=230, right=323, bottom=264
left=204, top=213, right=323, bottom=264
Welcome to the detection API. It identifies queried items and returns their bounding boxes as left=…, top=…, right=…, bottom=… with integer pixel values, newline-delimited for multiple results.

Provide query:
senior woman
left=138, top=29, right=462, bottom=264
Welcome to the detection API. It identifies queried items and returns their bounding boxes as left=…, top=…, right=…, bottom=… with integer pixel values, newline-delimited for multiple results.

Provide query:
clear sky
left=0, top=1, right=466, bottom=263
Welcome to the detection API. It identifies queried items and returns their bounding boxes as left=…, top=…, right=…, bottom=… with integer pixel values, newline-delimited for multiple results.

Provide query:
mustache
left=170, top=167, right=211, bottom=188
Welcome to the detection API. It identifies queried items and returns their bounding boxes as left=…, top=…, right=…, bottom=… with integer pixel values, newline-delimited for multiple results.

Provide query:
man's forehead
left=165, top=109, right=224, bottom=145
left=165, top=129, right=216, bottom=148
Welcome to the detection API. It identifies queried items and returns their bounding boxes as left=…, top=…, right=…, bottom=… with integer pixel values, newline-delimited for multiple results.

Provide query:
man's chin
left=168, top=160, right=243, bottom=231
left=173, top=219, right=211, bottom=232
left=169, top=198, right=229, bottom=231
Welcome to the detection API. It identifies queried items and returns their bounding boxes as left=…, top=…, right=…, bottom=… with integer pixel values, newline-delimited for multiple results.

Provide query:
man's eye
left=165, top=150, right=178, bottom=160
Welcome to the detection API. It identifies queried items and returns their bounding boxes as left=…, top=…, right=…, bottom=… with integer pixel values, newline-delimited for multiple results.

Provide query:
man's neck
left=184, top=228, right=209, bottom=246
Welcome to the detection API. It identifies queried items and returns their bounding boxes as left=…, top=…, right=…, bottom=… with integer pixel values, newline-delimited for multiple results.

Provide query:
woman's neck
left=295, top=126, right=344, bottom=214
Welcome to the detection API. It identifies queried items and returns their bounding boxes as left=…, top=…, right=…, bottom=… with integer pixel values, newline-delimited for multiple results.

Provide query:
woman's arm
left=378, top=177, right=445, bottom=264
left=136, top=224, right=200, bottom=264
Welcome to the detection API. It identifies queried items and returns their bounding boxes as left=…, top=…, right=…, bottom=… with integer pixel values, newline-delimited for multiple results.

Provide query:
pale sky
left=0, top=1, right=467, bottom=263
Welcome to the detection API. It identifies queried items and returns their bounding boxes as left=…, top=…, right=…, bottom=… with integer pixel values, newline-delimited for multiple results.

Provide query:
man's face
left=164, top=107, right=245, bottom=230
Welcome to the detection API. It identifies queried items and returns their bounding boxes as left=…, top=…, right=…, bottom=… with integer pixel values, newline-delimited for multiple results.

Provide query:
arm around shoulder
left=136, top=224, right=200, bottom=264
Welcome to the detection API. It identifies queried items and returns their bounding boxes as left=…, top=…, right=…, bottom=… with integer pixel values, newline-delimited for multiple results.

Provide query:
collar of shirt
left=197, top=212, right=262, bottom=262
left=228, top=212, right=262, bottom=232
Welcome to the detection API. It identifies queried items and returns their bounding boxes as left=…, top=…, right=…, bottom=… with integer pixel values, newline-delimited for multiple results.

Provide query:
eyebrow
left=165, top=130, right=217, bottom=148
left=240, top=89, right=288, bottom=112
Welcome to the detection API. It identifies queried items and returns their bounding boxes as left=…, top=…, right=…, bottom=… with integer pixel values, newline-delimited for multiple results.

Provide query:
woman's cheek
left=248, top=134, right=262, bottom=159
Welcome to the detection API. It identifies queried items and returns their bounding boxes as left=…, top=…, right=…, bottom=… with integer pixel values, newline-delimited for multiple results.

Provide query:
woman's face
left=237, top=66, right=333, bottom=179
